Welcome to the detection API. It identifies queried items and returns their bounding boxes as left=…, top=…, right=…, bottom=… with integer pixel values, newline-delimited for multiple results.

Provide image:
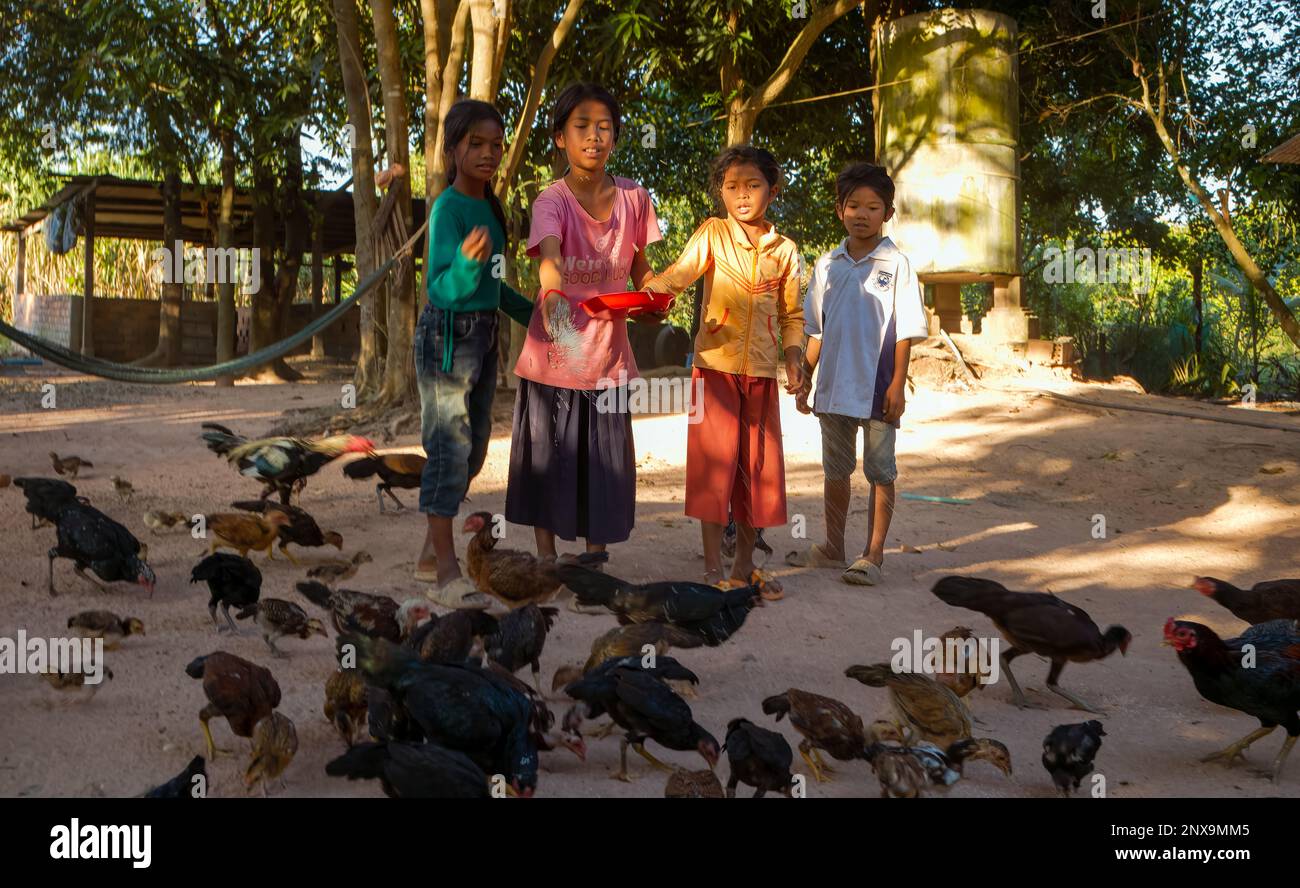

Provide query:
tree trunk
left=420, top=0, right=456, bottom=205
left=372, top=0, right=417, bottom=407
left=215, top=127, right=237, bottom=386
left=468, top=0, right=498, bottom=100
left=135, top=168, right=185, bottom=366
left=333, top=0, right=383, bottom=398
left=249, top=158, right=296, bottom=381
left=429, top=1, right=472, bottom=206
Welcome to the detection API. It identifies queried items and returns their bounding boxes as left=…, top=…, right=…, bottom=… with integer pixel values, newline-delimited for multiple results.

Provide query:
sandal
left=425, top=576, right=492, bottom=610
left=413, top=569, right=439, bottom=583
left=842, top=558, right=883, bottom=586
left=784, top=544, right=848, bottom=569
left=749, top=570, right=785, bottom=601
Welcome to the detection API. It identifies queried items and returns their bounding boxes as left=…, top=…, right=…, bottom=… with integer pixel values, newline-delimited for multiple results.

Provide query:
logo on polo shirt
left=874, top=270, right=893, bottom=289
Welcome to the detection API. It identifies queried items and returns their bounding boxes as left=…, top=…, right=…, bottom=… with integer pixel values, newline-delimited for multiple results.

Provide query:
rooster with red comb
left=200, top=423, right=373, bottom=505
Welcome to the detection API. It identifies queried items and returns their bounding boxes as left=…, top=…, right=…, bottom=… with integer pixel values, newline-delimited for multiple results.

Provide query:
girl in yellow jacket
left=644, top=145, right=804, bottom=586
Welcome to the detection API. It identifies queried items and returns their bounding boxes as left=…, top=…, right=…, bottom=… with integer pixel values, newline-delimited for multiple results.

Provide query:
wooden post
left=15, top=231, right=25, bottom=299
left=81, top=191, right=95, bottom=356
left=311, top=207, right=325, bottom=358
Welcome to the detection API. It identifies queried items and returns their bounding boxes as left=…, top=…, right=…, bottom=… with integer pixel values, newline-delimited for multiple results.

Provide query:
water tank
left=875, top=8, right=1020, bottom=276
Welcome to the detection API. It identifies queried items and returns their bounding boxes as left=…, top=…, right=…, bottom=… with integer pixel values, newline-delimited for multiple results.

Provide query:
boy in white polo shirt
left=786, top=163, right=928, bottom=586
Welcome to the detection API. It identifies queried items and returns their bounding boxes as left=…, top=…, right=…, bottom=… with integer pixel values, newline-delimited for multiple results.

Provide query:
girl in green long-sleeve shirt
left=414, top=99, right=532, bottom=593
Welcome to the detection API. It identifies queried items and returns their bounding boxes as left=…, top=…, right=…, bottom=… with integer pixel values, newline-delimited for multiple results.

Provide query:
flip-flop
left=425, top=576, right=492, bottom=610
left=842, top=558, right=883, bottom=586
left=413, top=569, right=439, bottom=583
left=784, top=544, right=848, bottom=569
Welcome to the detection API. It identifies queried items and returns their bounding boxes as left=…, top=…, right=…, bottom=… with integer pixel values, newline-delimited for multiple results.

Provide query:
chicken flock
left=8, top=425, right=1300, bottom=799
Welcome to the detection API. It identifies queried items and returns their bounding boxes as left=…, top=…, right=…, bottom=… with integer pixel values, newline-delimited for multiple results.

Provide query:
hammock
left=0, top=217, right=426, bottom=385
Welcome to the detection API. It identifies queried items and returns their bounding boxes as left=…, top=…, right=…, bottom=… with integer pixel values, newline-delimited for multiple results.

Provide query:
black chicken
left=200, top=422, right=373, bottom=505
left=1193, top=576, right=1300, bottom=625
left=1165, top=618, right=1300, bottom=782
left=562, top=662, right=719, bottom=781
left=485, top=605, right=558, bottom=695
left=46, top=500, right=155, bottom=597
left=407, top=610, right=500, bottom=664
left=346, top=634, right=540, bottom=796
left=326, top=741, right=489, bottom=798
left=191, top=553, right=262, bottom=634
left=932, top=576, right=1131, bottom=712
left=555, top=566, right=762, bottom=645
left=342, top=452, right=426, bottom=513
left=230, top=500, right=343, bottom=564
left=1041, top=721, right=1106, bottom=796
left=724, top=717, right=794, bottom=798
left=141, top=756, right=207, bottom=799
left=15, top=476, right=84, bottom=529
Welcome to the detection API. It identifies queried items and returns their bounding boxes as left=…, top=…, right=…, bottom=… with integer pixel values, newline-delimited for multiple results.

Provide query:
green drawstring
left=441, top=307, right=455, bottom=372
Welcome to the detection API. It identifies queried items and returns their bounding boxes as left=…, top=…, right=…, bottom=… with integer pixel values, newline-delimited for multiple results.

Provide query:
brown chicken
left=185, top=651, right=281, bottom=760
left=665, top=768, right=725, bottom=798
left=551, top=622, right=705, bottom=696
left=761, top=689, right=867, bottom=783
left=306, top=550, right=373, bottom=585
left=932, top=576, right=1131, bottom=713
left=231, top=500, right=343, bottom=564
left=143, top=510, right=193, bottom=534
left=934, top=626, right=990, bottom=698
left=43, top=667, right=114, bottom=701
left=235, top=598, right=327, bottom=658
left=1193, top=576, right=1300, bottom=624
left=343, top=452, right=426, bottom=513
left=110, top=476, right=134, bottom=502
left=407, top=610, right=500, bottom=664
left=244, top=712, right=298, bottom=796
left=863, top=722, right=929, bottom=798
left=67, top=610, right=145, bottom=650
left=50, top=451, right=92, bottom=480
left=205, top=511, right=291, bottom=560
left=324, top=669, right=369, bottom=747
left=462, top=511, right=606, bottom=608
left=296, top=580, right=428, bottom=642
left=845, top=664, right=973, bottom=749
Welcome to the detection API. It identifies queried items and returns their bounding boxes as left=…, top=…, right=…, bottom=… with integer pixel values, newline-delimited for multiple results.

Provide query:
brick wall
left=12, top=290, right=359, bottom=364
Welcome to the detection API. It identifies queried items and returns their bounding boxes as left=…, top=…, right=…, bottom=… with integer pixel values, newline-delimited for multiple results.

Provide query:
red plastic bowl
left=579, top=290, right=674, bottom=316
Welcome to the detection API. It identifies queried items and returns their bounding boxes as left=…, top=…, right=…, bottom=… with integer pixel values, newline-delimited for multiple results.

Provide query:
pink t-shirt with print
left=514, top=176, right=662, bottom=390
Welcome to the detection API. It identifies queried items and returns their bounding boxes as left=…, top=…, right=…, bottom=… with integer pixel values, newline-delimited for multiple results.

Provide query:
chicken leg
left=1046, top=659, right=1103, bottom=714
left=1267, top=735, right=1297, bottom=783
left=379, top=484, right=406, bottom=512
left=1000, top=647, right=1046, bottom=710
left=199, top=710, right=233, bottom=759
left=278, top=543, right=300, bottom=566
left=74, top=565, right=109, bottom=593
left=47, top=549, right=58, bottom=596
left=631, top=741, right=676, bottom=774
left=1202, top=725, right=1275, bottom=767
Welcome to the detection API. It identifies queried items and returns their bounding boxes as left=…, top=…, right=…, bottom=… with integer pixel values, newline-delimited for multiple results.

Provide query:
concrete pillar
left=982, top=274, right=1038, bottom=342
left=80, top=193, right=95, bottom=356
left=932, top=282, right=963, bottom=334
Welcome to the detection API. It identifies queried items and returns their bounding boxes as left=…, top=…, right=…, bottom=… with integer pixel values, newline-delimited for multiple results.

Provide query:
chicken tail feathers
left=200, top=423, right=244, bottom=456
left=554, top=564, right=624, bottom=606
left=235, top=604, right=258, bottom=621
left=325, top=742, right=388, bottom=780
left=761, top=693, right=791, bottom=721
left=296, top=580, right=335, bottom=610
left=931, top=576, right=1013, bottom=614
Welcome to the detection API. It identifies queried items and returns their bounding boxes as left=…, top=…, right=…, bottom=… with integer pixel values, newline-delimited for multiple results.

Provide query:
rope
left=0, top=220, right=428, bottom=385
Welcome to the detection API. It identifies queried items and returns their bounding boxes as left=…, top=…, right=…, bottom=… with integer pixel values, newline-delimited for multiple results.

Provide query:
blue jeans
left=415, top=305, right=499, bottom=516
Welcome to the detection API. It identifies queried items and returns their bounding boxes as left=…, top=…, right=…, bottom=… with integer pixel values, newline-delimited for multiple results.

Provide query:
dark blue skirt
left=504, top=378, right=635, bottom=545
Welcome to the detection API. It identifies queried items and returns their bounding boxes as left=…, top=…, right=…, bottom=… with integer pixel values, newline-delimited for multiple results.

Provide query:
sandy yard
left=2, top=353, right=1299, bottom=799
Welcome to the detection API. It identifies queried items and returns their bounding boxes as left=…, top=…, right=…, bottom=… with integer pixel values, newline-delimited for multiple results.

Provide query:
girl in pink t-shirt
left=505, top=83, right=662, bottom=557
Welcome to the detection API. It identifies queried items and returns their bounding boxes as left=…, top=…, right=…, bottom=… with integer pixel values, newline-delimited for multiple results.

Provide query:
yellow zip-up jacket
left=645, top=215, right=804, bottom=379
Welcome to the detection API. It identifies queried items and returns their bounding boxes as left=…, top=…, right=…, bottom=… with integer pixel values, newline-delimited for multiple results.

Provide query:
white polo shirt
left=803, top=236, right=928, bottom=422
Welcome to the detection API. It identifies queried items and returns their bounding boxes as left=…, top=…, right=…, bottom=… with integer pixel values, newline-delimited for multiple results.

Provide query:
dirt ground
left=2, top=353, right=1299, bottom=799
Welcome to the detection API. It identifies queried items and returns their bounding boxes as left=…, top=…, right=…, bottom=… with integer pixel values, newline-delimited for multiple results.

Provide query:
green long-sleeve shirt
left=424, top=185, right=533, bottom=327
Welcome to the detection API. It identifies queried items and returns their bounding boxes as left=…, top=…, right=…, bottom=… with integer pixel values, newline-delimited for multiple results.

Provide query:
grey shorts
left=817, top=413, right=897, bottom=484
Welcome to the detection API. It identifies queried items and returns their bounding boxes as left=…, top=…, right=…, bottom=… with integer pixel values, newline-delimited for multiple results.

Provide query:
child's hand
left=784, top=358, right=803, bottom=394
left=538, top=289, right=566, bottom=339
left=460, top=226, right=491, bottom=264
left=795, top=388, right=812, bottom=415
left=882, top=379, right=907, bottom=423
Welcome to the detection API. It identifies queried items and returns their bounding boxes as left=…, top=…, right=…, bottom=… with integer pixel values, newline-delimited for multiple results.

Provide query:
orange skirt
left=685, top=365, right=787, bottom=528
